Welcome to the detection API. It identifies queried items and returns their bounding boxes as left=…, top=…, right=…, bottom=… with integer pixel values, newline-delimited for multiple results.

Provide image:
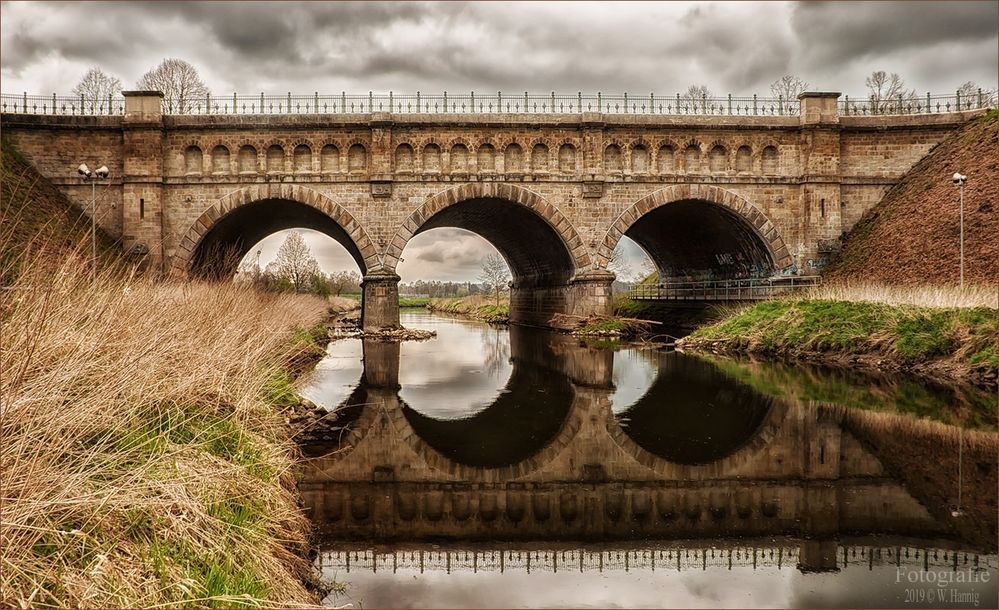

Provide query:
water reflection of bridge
left=321, top=544, right=997, bottom=575
left=300, top=326, right=990, bottom=573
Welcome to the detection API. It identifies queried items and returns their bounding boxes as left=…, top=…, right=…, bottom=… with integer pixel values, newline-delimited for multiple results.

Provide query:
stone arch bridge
left=1, top=91, right=986, bottom=328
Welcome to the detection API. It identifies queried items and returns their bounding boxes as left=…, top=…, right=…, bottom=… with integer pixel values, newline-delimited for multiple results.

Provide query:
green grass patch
left=399, top=296, right=429, bottom=307
left=579, top=319, right=627, bottom=333
left=688, top=299, right=995, bottom=365
left=427, top=297, right=510, bottom=322
left=148, top=539, right=270, bottom=608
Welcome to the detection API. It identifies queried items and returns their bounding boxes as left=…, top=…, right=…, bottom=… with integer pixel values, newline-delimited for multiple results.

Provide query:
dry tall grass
left=1, top=251, right=327, bottom=607
left=802, top=281, right=998, bottom=309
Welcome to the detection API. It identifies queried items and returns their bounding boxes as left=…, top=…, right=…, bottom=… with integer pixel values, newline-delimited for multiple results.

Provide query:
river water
left=298, top=311, right=998, bottom=609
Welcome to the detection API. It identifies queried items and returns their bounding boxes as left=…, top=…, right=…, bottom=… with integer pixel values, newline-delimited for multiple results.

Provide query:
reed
left=802, top=281, right=998, bottom=309
left=1, top=242, right=327, bottom=607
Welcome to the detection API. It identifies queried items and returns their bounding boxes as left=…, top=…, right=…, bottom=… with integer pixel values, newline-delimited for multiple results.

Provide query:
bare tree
left=956, top=81, right=997, bottom=108
left=72, top=68, right=123, bottom=109
left=136, top=58, right=209, bottom=112
left=270, top=232, right=320, bottom=293
left=478, top=253, right=511, bottom=306
left=327, top=269, right=361, bottom=296
left=678, top=84, right=712, bottom=112
left=865, top=71, right=916, bottom=113
left=770, top=75, right=810, bottom=101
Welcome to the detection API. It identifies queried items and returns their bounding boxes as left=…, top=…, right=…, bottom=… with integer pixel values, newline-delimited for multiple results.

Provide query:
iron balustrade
left=839, top=91, right=999, bottom=116
left=628, top=276, right=822, bottom=301
left=3, top=90, right=995, bottom=117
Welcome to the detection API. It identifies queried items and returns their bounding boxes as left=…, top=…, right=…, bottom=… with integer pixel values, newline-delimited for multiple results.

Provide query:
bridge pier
left=361, top=270, right=401, bottom=330
left=568, top=270, right=616, bottom=319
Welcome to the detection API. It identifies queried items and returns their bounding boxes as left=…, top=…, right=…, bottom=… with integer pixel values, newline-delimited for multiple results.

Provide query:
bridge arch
left=386, top=183, right=592, bottom=277
left=174, top=184, right=378, bottom=277
left=599, top=184, right=792, bottom=279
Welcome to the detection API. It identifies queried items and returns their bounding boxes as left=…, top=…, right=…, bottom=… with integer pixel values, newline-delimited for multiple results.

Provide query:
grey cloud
left=5, top=1, right=993, bottom=98
left=791, top=1, right=998, bottom=67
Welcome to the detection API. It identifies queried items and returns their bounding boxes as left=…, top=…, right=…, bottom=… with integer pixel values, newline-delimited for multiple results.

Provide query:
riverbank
left=427, top=296, right=510, bottom=324
left=677, top=287, right=998, bottom=389
left=1, top=257, right=329, bottom=608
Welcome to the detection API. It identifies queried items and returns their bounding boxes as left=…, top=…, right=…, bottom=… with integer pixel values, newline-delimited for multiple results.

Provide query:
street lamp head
left=95, top=166, right=110, bottom=179
left=77, top=163, right=92, bottom=177
left=952, top=172, right=967, bottom=185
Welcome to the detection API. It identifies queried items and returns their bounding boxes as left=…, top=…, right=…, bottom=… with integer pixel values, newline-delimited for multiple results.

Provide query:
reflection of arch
left=174, top=183, right=378, bottom=275
left=300, top=382, right=374, bottom=460
left=598, top=184, right=792, bottom=270
left=605, top=362, right=790, bottom=478
left=386, top=183, right=592, bottom=275
left=384, top=371, right=585, bottom=483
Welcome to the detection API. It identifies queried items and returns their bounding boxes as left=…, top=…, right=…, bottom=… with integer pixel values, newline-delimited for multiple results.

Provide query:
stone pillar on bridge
left=568, top=269, right=616, bottom=319
left=360, top=269, right=401, bottom=330
left=121, top=90, right=166, bottom=273
left=797, top=92, right=843, bottom=274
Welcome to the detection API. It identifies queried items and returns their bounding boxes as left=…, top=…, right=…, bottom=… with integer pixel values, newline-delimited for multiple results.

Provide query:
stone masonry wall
left=1, top=103, right=983, bottom=280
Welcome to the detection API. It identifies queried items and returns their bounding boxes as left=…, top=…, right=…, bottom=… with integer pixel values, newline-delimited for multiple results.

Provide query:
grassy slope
left=0, top=138, right=120, bottom=281
left=681, top=298, right=998, bottom=387
left=825, top=110, right=999, bottom=285
left=0, top=142, right=329, bottom=607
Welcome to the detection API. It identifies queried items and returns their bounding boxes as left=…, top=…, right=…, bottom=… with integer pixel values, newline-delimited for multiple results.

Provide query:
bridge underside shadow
left=626, top=200, right=776, bottom=282
left=189, top=198, right=367, bottom=278
left=385, top=197, right=610, bottom=328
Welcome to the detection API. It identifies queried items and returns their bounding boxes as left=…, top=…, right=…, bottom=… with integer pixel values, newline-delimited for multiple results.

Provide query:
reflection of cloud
left=610, top=348, right=659, bottom=414
left=323, top=561, right=797, bottom=608
left=398, top=312, right=512, bottom=419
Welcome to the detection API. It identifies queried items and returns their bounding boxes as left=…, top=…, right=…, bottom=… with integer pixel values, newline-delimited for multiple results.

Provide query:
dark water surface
left=299, top=311, right=998, bottom=609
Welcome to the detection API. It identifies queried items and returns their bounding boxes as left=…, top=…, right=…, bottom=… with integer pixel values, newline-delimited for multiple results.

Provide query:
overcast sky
left=2, top=1, right=996, bottom=281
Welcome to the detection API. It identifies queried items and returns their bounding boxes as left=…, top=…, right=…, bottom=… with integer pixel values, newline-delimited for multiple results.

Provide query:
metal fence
left=2, top=90, right=995, bottom=118
left=628, top=276, right=822, bottom=301
left=0, top=93, right=125, bottom=116
left=839, top=91, right=998, bottom=115
left=0, top=92, right=798, bottom=116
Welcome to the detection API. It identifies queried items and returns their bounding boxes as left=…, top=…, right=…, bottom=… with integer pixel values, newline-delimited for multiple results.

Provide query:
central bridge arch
left=385, top=183, right=595, bottom=326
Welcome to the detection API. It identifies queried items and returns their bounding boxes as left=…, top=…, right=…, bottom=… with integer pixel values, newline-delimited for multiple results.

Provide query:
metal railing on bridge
left=628, top=276, right=822, bottom=301
left=839, top=90, right=998, bottom=116
left=3, top=89, right=994, bottom=118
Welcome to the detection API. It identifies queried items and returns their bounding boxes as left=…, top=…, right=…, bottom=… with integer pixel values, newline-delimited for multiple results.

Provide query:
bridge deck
left=628, top=276, right=821, bottom=301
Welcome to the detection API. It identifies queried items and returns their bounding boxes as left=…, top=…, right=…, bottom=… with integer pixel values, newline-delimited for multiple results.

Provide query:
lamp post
left=952, top=173, right=967, bottom=289
left=78, top=163, right=110, bottom=280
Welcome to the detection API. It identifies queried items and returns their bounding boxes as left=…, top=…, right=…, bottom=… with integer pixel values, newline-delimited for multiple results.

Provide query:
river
left=298, top=310, right=998, bottom=609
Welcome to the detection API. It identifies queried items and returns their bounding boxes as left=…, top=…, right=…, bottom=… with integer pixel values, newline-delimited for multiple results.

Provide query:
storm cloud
left=2, top=1, right=995, bottom=280
left=3, top=1, right=995, bottom=95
